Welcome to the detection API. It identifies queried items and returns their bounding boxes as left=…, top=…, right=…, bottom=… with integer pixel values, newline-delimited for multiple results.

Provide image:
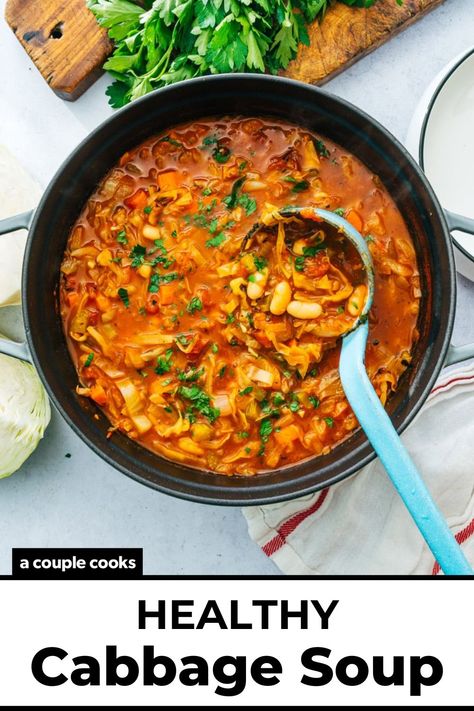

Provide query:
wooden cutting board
left=5, top=0, right=445, bottom=101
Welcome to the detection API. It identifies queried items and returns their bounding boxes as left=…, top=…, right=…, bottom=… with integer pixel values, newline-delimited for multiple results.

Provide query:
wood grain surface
left=4, top=0, right=446, bottom=101
left=284, top=0, right=446, bottom=84
left=5, top=0, right=111, bottom=100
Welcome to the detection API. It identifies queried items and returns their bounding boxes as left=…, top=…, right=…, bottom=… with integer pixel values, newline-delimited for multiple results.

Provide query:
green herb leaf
left=205, top=232, right=226, bottom=248
left=148, top=272, right=179, bottom=293
left=89, top=0, right=390, bottom=109
left=84, top=353, right=94, bottom=367
left=129, top=244, right=147, bottom=267
left=155, top=348, right=174, bottom=375
left=186, top=296, right=203, bottom=314
left=118, top=287, right=130, bottom=307
left=239, top=386, right=253, bottom=396
left=253, top=255, right=267, bottom=271
left=314, top=138, right=330, bottom=158
left=177, top=366, right=204, bottom=382
left=259, top=418, right=273, bottom=443
left=178, top=385, right=220, bottom=423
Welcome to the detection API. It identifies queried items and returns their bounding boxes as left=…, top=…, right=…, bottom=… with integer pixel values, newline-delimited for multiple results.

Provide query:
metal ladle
left=244, top=205, right=472, bottom=575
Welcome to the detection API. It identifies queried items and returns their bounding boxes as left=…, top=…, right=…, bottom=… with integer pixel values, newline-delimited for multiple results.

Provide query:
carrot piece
left=124, top=188, right=148, bottom=210
left=90, top=383, right=107, bottom=406
left=158, top=171, right=180, bottom=192
left=159, top=283, right=177, bottom=306
left=345, top=209, right=363, bottom=233
left=66, top=292, right=79, bottom=307
left=274, top=424, right=301, bottom=446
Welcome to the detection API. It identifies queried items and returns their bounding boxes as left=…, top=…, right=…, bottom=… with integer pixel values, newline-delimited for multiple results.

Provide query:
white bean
left=270, top=281, right=292, bottom=315
left=287, top=300, right=322, bottom=320
left=246, top=269, right=268, bottom=300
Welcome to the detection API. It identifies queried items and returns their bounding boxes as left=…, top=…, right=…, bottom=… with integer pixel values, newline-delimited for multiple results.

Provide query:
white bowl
left=406, top=47, right=474, bottom=281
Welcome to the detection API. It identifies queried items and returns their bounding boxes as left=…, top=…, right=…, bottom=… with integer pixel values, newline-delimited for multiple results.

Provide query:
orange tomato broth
left=60, top=117, right=420, bottom=475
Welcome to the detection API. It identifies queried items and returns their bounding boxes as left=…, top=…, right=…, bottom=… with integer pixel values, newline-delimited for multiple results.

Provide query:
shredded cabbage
left=0, top=354, right=51, bottom=478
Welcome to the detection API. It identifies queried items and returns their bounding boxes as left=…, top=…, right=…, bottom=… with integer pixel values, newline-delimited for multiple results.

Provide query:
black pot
left=2, top=75, right=474, bottom=505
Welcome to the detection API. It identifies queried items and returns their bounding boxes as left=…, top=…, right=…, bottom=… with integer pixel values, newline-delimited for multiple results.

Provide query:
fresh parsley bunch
left=87, top=0, right=397, bottom=108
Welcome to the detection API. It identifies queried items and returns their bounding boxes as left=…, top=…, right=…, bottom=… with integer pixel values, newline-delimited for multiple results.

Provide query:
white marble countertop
left=1, top=0, right=473, bottom=575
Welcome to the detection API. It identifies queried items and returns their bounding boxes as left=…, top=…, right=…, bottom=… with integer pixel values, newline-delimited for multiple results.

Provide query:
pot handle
left=0, top=210, right=34, bottom=363
left=443, top=209, right=474, bottom=365
left=0, top=209, right=34, bottom=235
left=445, top=209, right=474, bottom=235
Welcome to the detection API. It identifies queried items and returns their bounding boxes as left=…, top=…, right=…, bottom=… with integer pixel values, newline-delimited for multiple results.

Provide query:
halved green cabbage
left=0, top=354, right=51, bottom=478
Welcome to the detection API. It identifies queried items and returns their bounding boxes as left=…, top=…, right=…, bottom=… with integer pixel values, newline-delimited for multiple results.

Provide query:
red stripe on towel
left=432, top=517, right=474, bottom=575
left=262, top=488, right=330, bottom=557
left=431, top=374, right=474, bottom=396
left=260, top=371, right=474, bottom=561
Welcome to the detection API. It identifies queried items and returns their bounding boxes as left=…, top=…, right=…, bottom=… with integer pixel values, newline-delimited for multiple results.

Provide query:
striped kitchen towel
left=243, top=364, right=474, bottom=575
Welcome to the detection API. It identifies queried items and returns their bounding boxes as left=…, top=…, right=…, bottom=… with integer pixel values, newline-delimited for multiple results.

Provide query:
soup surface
left=60, top=117, right=420, bottom=475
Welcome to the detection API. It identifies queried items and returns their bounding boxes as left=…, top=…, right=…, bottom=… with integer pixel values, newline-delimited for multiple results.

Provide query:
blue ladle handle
left=340, top=323, right=472, bottom=575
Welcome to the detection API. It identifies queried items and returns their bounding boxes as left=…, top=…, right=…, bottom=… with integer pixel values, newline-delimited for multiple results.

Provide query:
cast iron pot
left=2, top=75, right=474, bottom=505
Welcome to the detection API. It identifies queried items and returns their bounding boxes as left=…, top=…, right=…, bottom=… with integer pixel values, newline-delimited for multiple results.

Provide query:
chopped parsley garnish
left=164, top=405, right=173, bottom=413
left=244, top=446, right=252, bottom=455
left=223, top=176, right=246, bottom=210
left=129, top=244, right=147, bottom=267
left=294, top=243, right=326, bottom=272
left=239, top=386, right=253, bottom=396
left=213, top=145, right=231, bottom=163
left=202, top=187, right=213, bottom=196
left=148, top=272, right=179, bottom=292
left=273, top=392, right=285, bottom=406
left=117, top=230, right=128, bottom=245
left=84, top=353, right=94, bottom=367
left=309, top=396, right=320, bottom=408
left=202, top=135, right=219, bottom=147
left=178, top=385, right=220, bottom=423
left=365, top=234, right=375, bottom=243
left=324, top=417, right=334, bottom=428
left=176, top=334, right=190, bottom=347
left=143, top=205, right=152, bottom=214
left=258, top=418, right=273, bottom=455
left=284, top=176, right=309, bottom=193
left=218, top=365, right=227, bottom=378
left=159, top=135, right=183, bottom=148
left=253, top=255, right=267, bottom=271
left=206, top=232, right=227, bottom=248
left=238, top=431, right=249, bottom=439
left=238, top=193, right=257, bottom=216
left=208, top=218, right=219, bottom=234
left=171, top=230, right=178, bottom=238
left=333, top=207, right=345, bottom=217
left=118, top=287, right=130, bottom=308
left=226, top=313, right=235, bottom=324
left=177, top=367, right=204, bottom=382
left=223, top=177, right=256, bottom=215
left=155, top=348, right=173, bottom=375
left=337, top=305, right=345, bottom=314
left=187, top=296, right=203, bottom=314
left=289, top=395, right=300, bottom=412
left=211, top=343, right=219, bottom=354
left=314, top=139, right=330, bottom=158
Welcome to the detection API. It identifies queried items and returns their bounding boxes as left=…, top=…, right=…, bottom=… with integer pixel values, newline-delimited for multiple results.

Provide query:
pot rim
left=21, top=74, right=457, bottom=506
